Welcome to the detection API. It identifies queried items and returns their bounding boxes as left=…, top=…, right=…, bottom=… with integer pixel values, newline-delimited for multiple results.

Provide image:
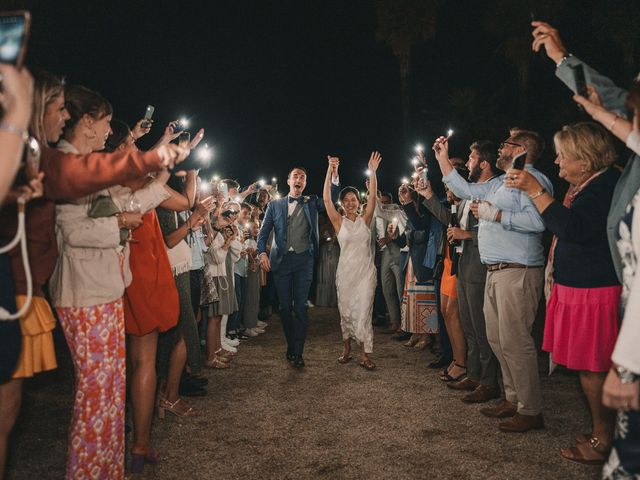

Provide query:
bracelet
left=614, top=365, right=640, bottom=384
left=529, top=189, right=546, bottom=200
left=608, top=115, right=621, bottom=132
left=0, top=122, right=29, bottom=142
left=555, top=53, right=572, bottom=68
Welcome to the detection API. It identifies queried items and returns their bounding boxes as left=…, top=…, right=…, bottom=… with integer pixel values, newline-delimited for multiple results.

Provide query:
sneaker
left=307, top=301, right=315, bottom=308
left=254, top=327, right=266, bottom=334
left=257, top=320, right=268, bottom=328
left=222, top=344, right=237, bottom=353
left=225, top=337, right=240, bottom=347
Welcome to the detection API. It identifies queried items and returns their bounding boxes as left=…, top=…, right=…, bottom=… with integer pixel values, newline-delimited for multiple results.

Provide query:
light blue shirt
left=180, top=212, right=208, bottom=270
left=234, top=223, right=248, bottom=277
left=443, top=166, right=554, bottom=266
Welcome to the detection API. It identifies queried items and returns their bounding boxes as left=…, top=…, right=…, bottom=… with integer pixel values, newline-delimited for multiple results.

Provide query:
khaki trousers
left=484, top=267, right=543, bottom=416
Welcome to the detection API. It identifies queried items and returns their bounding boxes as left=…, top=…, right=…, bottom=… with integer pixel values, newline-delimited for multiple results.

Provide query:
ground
left=8, top=307, right=600, bottom=480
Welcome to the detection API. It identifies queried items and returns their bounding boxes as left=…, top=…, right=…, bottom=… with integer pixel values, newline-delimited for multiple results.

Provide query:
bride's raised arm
left=362, top=151, right=382, bottom=228
left=323, top=155, right=342, bottom=233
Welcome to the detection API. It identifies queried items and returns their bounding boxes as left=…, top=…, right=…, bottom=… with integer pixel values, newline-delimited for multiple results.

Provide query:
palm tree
left=375, top=0, right=438, bottom=146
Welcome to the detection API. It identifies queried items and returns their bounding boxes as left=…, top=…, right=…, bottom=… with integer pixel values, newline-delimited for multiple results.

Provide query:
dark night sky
left=15, top=0, right=640, bottom=195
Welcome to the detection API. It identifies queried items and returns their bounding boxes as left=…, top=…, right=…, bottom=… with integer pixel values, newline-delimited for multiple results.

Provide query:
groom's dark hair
left=287, top=166, right=307, bottom=177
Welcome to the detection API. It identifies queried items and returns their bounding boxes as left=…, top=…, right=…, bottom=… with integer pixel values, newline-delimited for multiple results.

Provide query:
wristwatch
left=614, top=365, right=640, bottom=384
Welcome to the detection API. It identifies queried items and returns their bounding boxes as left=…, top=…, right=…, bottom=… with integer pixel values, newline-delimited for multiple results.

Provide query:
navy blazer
left=257, top=184, right=340, bottom=272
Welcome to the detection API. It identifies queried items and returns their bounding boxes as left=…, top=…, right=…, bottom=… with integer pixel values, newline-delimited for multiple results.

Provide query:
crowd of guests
left=0, top=17, right=639, bottom=480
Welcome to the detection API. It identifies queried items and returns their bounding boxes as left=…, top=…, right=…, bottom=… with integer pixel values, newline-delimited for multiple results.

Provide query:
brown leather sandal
left=560, top=436, right=610, bottom=465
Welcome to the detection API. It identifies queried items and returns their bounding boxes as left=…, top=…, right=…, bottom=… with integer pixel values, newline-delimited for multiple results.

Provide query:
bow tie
left=289, top=196, right=303, bottom=204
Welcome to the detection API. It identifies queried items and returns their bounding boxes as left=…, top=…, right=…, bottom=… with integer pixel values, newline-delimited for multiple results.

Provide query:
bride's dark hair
left=339, top=186, right=360, bottom=202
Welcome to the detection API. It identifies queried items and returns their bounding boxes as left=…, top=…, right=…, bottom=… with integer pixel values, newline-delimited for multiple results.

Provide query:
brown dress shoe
left=447, top=377, right=479, bottom=391
left=479, top=399, right=517, bottom=418
left=462, top=384, right=501, bottom=403
left=498, top=413, right=544, bottom=432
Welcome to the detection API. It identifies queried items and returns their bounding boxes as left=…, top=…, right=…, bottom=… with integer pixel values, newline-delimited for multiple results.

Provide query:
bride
left=322, top=152, right=382, bottom=370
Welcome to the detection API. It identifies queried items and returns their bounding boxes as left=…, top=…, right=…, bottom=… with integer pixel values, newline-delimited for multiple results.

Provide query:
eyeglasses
left=499, top=140, right=523, bottom=149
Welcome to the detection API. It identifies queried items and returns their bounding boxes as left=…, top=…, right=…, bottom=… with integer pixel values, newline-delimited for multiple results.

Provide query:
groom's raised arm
left=317, top=173, right=340, bottom=212
left=257, top=201, right=274, bottom=256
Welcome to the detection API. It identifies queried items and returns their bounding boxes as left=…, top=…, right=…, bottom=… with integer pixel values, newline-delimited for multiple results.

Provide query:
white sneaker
left=225, top=337, right=240, bottom=347
left=257, top=320, right=267, bottom=328
left=254, top=327, right=266, bottom=334
left=222, top=343, right=237, bottom=353
left=244, top=328, right=259, bottom=337
left=307, top=301, right=315, bottom=308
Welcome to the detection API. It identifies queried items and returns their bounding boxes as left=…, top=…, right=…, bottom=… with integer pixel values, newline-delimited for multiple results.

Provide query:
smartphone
left=0, top=11, right=31, bottom=68
left=421, top=166, right=429, bottom=185
left=172, top=120, right=185, bottom=134
left=512, top=151, right=527, bottom=170
left=218, top=182, right=229, bottom=202
left=570, top=64, right=588, bottom=98
left=14, top=136, right=40, bottom=186
left=140, top=105, right=154, bottom=129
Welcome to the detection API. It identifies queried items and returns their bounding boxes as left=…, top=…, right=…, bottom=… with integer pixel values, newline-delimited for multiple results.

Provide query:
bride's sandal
left=359, top=358, right=376, bottom=371
left=338, top=354, right=353, bottom=364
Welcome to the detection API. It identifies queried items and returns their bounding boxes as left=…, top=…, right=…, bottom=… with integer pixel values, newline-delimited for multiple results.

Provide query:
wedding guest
left=418, top=179, right=468, bottom=384
left=509, top=122, right=620, bottom=462
left=0, top=70, right=187, bottom=480
left=229, top=203, right=253, bottom=336
left=396, top=184, right=439, bottom=348
left=315, top=213, right=339, bottom=307
left=435, top=129, right=553, bottom=432
left=242, top=221, right=262, bottom=333
left=323, top=153, right=381, bottom=369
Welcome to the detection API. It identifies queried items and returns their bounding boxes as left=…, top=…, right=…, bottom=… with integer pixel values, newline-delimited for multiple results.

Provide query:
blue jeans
left=228, top=273, right=247, bottom=332
left=273, top=251, right=314, bottom=356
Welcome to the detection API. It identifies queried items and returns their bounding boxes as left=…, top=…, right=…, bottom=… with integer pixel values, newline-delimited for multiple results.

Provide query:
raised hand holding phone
left=0, top=11, right=31, bottom=68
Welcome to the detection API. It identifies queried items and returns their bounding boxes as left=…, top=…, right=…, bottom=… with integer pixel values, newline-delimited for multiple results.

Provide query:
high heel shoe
left=157, top=397, right=197, bottom=419
left=130, top=447, right=159, bottom=474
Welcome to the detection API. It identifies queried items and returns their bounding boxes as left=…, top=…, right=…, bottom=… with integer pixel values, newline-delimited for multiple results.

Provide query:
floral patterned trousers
left=57, top=299, right=126, bottom=480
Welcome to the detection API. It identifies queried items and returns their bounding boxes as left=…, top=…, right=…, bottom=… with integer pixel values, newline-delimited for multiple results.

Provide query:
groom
left=257, top=160, right=340, bottom=368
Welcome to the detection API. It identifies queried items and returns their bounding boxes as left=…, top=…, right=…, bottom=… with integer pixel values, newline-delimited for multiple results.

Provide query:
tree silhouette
left=375, top=0, right=437, bottom=147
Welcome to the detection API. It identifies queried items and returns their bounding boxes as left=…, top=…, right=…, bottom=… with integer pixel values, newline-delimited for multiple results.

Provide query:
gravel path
left=8, top=307, right=601, bottom=479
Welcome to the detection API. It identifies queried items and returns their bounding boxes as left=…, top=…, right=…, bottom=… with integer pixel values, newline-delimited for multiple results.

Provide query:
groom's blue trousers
left=273, top=251, right=314, bottom=356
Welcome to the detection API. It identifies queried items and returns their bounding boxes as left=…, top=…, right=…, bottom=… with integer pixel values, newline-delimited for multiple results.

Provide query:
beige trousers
left=484, top=267, right=544, bottom=416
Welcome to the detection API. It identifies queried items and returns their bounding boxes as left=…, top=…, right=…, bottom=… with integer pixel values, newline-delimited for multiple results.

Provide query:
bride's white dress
left=335, top=215, right=377, bottom=353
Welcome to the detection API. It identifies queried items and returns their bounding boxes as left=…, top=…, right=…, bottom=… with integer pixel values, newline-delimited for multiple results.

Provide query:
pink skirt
left=543, top=283, right=621, bottom=372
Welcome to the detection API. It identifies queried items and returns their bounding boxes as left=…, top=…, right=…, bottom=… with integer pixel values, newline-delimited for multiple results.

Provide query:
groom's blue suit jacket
left=257, top=185, right=340, bottom=272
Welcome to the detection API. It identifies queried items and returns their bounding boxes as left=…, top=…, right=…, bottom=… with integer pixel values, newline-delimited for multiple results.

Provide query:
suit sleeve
left=257, top=201, right=275, bottom=255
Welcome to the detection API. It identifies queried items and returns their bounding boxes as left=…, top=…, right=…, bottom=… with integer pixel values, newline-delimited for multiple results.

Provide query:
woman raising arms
left=323, top=152, right=382, bottom=370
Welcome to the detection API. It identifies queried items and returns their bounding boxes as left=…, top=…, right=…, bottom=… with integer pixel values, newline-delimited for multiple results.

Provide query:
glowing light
left=197, top=144, right=212, bottom=162
left=258, top=178, right=266, bottom=187
left=401, top=177, right=409, bottom=184
left=326, top=236, right=332, bottom=241
left=179, top=117, right=190, bottom=128
left=446, top=128, right=454, bottom=138
left=212, top=174, right=220, bottom=182
left=337, top=200, right=342, bottom=206
left=414, top=144, right=424, bottom=153
left=271, top=177, right=277, bottom=183
left=365, top=169, right=372, bottom=177
left=411, top=157, right=419, bottom=166
left=200, top=183, right=211, bottom=194
left=234, top=196, right=242, bottom=202
left=411, top=172, right=418, bottom=178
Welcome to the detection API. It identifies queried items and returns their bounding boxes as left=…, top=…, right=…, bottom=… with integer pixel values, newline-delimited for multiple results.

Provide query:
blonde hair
left=553, top=122, right=616, bottom=172
left=30, top=70, right=65, bottom=144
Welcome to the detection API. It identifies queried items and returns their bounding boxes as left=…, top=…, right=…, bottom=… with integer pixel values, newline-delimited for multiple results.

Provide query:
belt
left=485, top=262, right=543, bottom=272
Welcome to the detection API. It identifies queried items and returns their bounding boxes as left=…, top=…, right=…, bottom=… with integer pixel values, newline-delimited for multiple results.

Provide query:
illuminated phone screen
left=0, top=15, right=26, bottom=65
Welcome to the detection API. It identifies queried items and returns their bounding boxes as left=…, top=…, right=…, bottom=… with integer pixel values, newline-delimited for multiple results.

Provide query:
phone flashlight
left=197, top=144, right=212, bottom=161
left=414, top=144, right=424, bottom=153
left=365, top=169, right=372, bottom=177
left=446, top=129, right=454, bottom=139
left=271, top=177, right=277, bottom=183
left=258, top=178, right=266, bottom=187
left=212, top=174, right=220, bottom=181
left=401, top=177, right=409, bottom=184
left=141, top=105, right=155, bottom=129
left=411, top=157, right=419, bottom=167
